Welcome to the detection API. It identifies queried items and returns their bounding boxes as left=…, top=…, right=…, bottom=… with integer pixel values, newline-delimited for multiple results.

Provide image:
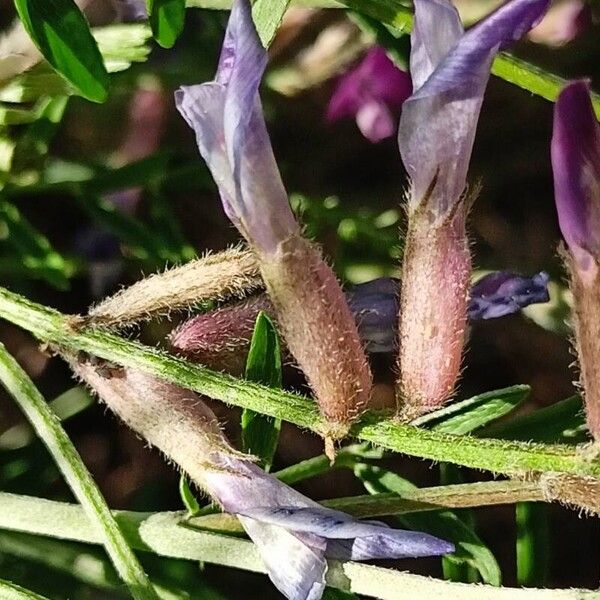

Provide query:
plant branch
left=0, top=492, right=597, bottom=600
left=0, top=287, right=598, bottom=479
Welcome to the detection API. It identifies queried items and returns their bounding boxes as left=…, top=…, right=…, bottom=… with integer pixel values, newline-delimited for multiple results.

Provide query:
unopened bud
left=87, top=247, right=260, bottom=327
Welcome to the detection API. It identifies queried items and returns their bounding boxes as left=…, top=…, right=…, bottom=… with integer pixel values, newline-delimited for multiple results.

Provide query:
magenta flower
left=175, top=0, right=371, bottom=450
left=326, top=47, right=412, bottom=143
left=396, top=0, right=548, bottom=419
left=73, top=364, right=453, bottom=600
left=551, top=80, right=600, bottom=439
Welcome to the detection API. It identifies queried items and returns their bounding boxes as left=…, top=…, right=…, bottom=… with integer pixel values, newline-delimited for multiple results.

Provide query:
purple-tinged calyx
left=551, top=80, right=600, bottom=441
left=396, top=0, right=548, bottom=419
left=326, top=46, right=412, bottom=143
left=175, top=0, right=372, bottom=449
left=72, top=364, right=453, bottom=600
left=171, top=272, right=550, bottom=364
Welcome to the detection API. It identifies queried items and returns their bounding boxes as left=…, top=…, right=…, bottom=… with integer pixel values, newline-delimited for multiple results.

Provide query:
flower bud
left=551, top=80, right=600, bottom=439
left=396, top=0, right=548, bottom=419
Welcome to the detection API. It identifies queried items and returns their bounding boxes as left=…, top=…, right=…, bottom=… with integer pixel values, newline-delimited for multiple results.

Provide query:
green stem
left=516, top=503, right=550, bottom=587
left=187, top=0, right=600, bottom=118
left=0, top=579, right=51, bottom=600
left=0, top=287, right=598, bottom=478
left=0, top=342, right=160, bottom=600
left=0, top=493, right=597, bottom=600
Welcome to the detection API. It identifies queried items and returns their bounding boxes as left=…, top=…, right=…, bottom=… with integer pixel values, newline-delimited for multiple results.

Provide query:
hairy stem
left=0, top=287, right=598, bottom=478
left=0, top=343, right=160, bottom=600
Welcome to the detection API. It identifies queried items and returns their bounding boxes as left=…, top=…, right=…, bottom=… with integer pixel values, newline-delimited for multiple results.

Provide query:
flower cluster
left=72, top=362, right=453, bottom=600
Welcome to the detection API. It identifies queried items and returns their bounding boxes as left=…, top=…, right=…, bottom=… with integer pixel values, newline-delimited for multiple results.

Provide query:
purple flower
left=172, top=272, right=550, bottom=364
left=396, top=0, right=548, bottom=419
left=551, top=80, right=600, bottom=284
left=326, top=47, right=412, bottom=143
left=203, top=454, right=453, bottom=600
left=175, top=0, right=299, bottom=255
left=73, top=363, right=453, bottom=600
left=551, top=80, right=600, bottom=440
left=399, top=0, right=549, bottom=218
left=175, top=0, right=372, bottom=451
left=468, top=271, right=550, bottom=320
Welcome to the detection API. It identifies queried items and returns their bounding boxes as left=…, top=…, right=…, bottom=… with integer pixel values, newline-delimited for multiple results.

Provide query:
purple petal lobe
left=468, top=271, right=550, bottom=320
left=239, top=517, right=327, bottom=600
left=326, top=531, right=455, bottom=561
left=551, top=80, right=600, bottom=278
left=176, top=0, right=298, bottom=254
left=356, top=101, right=396, bottom=142
left=238, top=506, right=454, bottom=560
left=347, top=278, right=399, bottom=353
left=399, top=0, right=549, bottom=216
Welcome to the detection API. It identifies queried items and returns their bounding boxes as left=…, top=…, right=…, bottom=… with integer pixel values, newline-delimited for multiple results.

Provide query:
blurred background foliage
left=0, top=0, right=598, bottom=598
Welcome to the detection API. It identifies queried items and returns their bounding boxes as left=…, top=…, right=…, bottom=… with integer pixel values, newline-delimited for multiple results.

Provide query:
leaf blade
left=13, top=0, right=109, bottom=102
left=241, top=311, right=282, bottom=470
left=147, top=0, right=186, bottom=48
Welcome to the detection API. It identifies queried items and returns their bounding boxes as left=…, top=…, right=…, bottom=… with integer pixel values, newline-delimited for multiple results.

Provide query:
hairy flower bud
left=396, top=0, right=548, bottom=419
left=87, top=247, right=261, bottom=327
left=551, top=80, right=600, bottom=439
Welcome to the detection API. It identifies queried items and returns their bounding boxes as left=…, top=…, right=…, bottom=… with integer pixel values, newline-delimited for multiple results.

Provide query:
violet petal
left=551, top=80, right=600, bottom=277
left=469, top=271, right=551, bottom=320
left=238, top=506, right=454, bottom=559
left=239, top=517, right=327, bottom=600
left=176, top=0, right=298, bottom=254
left=399, top=0, right=549, bottom=216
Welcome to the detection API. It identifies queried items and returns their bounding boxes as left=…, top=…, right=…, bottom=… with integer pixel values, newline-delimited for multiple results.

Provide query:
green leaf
left=13, top=0, right=109, bottom=102
left=516, top=502, right=549, bottom=587
left=412, top=386, right=529, bottom=435
left=439, top=464, right=480, bottom=584
left=0, top=198, right=73, bottom=289
left=252, top=0, right=291, bottom=47
left=354, top=463, right=502, bottom=586
left=0, top=25, right=151, bottom=105
left=0, top=578, right=51, bottom=600
left=0, top=386, right=93, bottom=451
left=147, top=0, right=186, bottom=48
left=179, top=475, right=201, bottom=516
left=478, top=395, right=588, bottom=444
left=241, top=312, right=282, bottom=470
left=93, top=23, right=153, bottom=72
